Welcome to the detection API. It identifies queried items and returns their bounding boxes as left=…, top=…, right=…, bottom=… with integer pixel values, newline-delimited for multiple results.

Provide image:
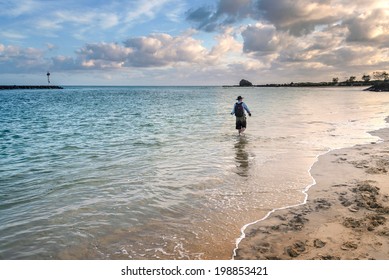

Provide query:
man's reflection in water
left=234, top=136, right=249, bottom=177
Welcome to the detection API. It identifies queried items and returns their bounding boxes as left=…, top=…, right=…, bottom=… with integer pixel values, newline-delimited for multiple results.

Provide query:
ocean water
left=1, top=86, right=389, bottom=259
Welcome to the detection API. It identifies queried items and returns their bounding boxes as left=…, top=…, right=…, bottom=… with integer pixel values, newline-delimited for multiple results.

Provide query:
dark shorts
left=235, top=116, right=247, bottom=129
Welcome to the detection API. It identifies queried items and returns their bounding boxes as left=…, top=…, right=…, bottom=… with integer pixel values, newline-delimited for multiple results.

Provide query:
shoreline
left=232, top=149, right=329, bottom=259
left=234, top=118, right=389, bottom=260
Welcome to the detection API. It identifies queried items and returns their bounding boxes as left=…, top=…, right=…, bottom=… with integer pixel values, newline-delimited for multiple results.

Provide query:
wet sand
left=235, top=119, right=389, bottom=260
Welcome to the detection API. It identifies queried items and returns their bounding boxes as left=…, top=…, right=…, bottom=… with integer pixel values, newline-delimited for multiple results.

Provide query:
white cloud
left=256, top=0, right=346, bottom=36
left=123, top=33, right=210, bottom=67
left=72, top=42, right=131, bottom=70
left=125, top=0, right=173, bottom=23
left=0, top=43, right=48, bottom=73
left=2, top=0, right=389, bottom=85
left=210, top=27, right=242, bottom=59
left=186, top=0, right=253, bottom=32
left=164, top=1, right=188, bottom=23
left=53, top=10, right=119, bottom=30
left=242, top=23, right=285, bottom=54
left=0, top=0, right=40, bottom=17
left=47, top=32, right=216, bottom=71
left=344, top=8, right=389, bottom=46
left=0, top=31, right=28, bottom=40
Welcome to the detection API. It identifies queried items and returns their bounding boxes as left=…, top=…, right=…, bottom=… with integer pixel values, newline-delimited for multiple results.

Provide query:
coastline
left=234, top=117, right=389, bottom=260
left=223, top=81, right=389, bottom=91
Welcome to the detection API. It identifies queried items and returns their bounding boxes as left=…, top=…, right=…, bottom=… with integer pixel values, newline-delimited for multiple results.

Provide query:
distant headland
left=225, top=72, right=389, bottom=92
left=0, top=85, right=63, bottom=90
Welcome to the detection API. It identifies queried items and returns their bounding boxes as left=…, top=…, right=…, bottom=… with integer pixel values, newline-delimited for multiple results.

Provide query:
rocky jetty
left=364, top=83, right=389, bottom=92
left=0, top=85, right=63, bottom=90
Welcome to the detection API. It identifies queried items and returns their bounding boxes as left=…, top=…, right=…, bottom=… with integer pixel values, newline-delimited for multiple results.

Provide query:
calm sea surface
left=1, top=86, right=389, bottom=259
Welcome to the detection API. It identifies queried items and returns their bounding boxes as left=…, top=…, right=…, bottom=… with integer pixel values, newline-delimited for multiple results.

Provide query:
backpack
left=235, top=102, right=244, bottom=117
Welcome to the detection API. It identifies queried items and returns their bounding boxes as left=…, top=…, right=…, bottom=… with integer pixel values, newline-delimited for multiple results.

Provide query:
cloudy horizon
left=0, top=0, right=388, bottom=86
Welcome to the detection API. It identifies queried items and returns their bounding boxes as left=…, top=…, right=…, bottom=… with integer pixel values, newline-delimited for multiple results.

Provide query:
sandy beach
left=235, top=118, right=389, bottom=260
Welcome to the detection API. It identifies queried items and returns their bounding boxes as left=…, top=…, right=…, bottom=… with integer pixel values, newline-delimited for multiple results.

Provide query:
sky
left=0, top=0, right=388, bottom=86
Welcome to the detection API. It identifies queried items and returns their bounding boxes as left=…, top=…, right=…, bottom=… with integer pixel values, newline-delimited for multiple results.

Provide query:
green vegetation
left=259, top=71, right=388, bottom=88
left=223, top=71, right=389, bottom=91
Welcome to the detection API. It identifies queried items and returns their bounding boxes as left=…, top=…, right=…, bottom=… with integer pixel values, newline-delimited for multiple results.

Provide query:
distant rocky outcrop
left=364, top=82, right=389, bottom=92
left=239, top=79, right=253, bottom=87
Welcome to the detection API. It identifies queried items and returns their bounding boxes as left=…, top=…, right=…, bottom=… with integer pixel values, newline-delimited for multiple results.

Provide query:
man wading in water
left=231, top=95, right=251, bottom=135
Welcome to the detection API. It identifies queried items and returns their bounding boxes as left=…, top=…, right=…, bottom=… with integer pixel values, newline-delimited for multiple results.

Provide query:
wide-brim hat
left=236, top=96, right=243, bottom=100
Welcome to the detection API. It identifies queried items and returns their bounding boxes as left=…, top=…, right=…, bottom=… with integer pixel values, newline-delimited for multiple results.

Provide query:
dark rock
left=364, top=82, right=389, bottom=92
left=343, top=217, right=361, bottom=228
left=314, top=198, right=332, bottom=210
left=288, top=214, right=308, bottom=230
left=285, top=241, right=306, bottom=258
left=286, top=247, right=299, bottom=258
left=318, top=255, right=341, bottom=260
left=314, top=239, right=326, bottom=248
left=341, top=241, right=358, bottom=251
left=253, top=242, right=271, bottom=254
left=239, top=79, right=253, bottom=87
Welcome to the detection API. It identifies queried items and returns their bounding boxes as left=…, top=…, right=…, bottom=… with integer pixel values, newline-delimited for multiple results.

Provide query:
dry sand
left=235, top=120, right=389, bottom=260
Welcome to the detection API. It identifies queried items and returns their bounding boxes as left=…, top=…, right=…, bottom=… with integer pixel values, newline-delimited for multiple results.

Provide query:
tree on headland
left=373, top=71, right=389, bottom=81
left=229, top=70, right=389, bottom=88
left=362, top=74, right=371, bottom=82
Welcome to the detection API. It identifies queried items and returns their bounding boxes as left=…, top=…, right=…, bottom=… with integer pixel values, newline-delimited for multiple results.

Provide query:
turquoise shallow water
left=1, top=86, right=389, bottom=259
